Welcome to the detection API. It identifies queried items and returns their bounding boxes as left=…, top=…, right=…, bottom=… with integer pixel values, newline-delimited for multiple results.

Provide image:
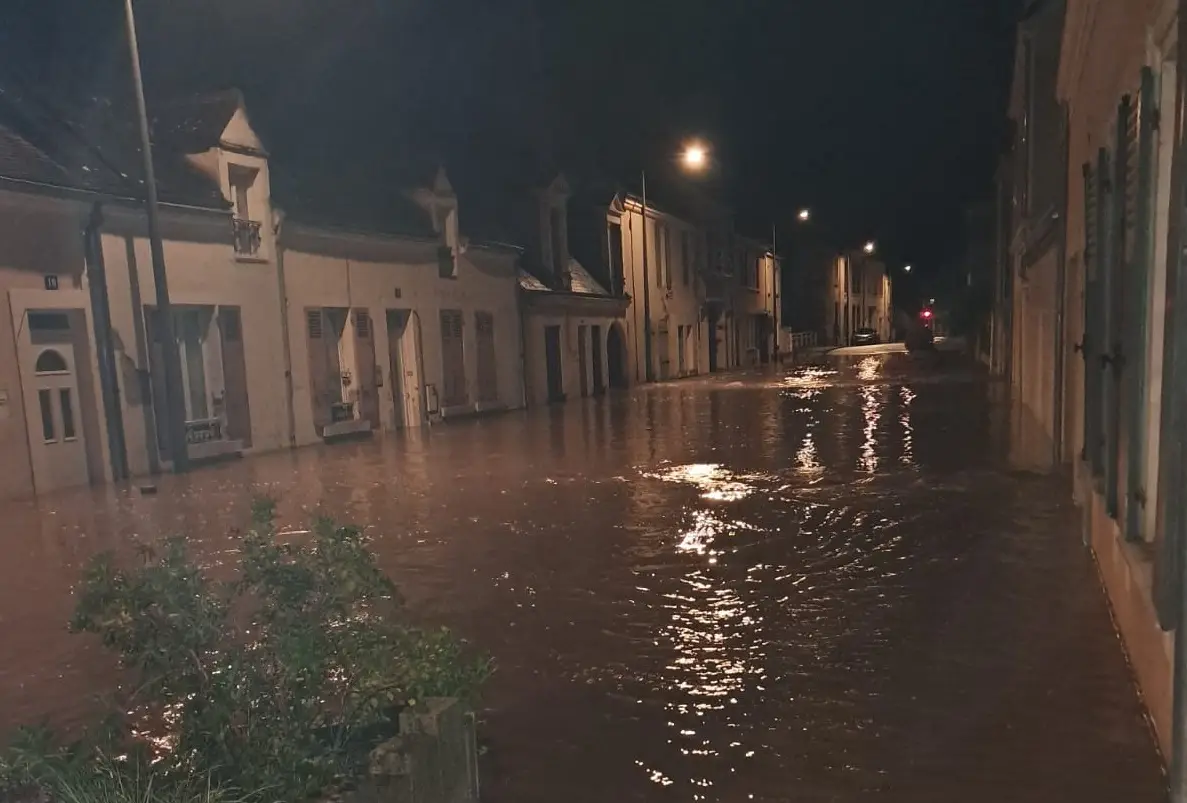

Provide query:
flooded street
left=0, top=352, right=1167, bottom=802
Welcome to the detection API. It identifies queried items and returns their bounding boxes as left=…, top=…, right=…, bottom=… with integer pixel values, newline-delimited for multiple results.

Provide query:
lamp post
left=123, top=0, right=188, bottom=473
left=640, top=169, right=653, bottom=382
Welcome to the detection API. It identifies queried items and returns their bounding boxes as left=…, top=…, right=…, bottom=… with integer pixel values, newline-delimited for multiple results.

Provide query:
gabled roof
left=519, top=257, right=610, bottom=297
left=0, top=83, right=228, bottom=209
left=152, top=89, right=244, bottom=153
left=272, top=166, right=437, bottom=240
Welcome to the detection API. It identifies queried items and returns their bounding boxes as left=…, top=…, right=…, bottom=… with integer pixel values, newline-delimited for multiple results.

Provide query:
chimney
left=541, top=174, right=572, bottom=291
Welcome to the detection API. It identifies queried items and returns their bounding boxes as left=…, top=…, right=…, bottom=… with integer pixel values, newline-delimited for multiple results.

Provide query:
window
left=607, top=222, right=624, bottom=295
left=177, top=309, right=209, bottom=420
left=663, top=226, right=672, bottom=289
left=38, top=389, right=54, bottom=442
left=682, top=231, right=691, bottom=286
left=60, top=389, right=76, bottom=440
left=34, top=349, right=68, bottom=374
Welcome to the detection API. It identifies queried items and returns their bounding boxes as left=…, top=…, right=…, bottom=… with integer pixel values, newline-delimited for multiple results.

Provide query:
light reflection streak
left=860, top=385, right=881, bottom=474
left=651, top=463, right=759, bottom=502
left=797, top=429, right=824, bottom=476
left=900, top=386, right=916, bottom=466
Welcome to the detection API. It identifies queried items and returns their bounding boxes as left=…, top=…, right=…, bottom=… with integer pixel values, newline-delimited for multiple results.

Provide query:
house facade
left=1008, top=0, right=1179, bottom=755
left=612, top=191, right=781, bottom=382
left=518, top=176, right=630, bottom=406
left=0, top=90, right=525, bottom=501
left=823, top=249, right=892, bottom=345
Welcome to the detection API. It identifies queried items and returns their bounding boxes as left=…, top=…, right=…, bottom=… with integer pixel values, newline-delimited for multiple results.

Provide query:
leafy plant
left=57, top=499, right=490, bottom=803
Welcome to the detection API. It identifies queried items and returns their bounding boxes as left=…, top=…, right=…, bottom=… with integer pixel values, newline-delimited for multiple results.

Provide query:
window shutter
left=307, top=309, right=323, bottom=339
left=1103, top=95, right=1133, bottom=520
left=1122, top=66, right=1158, bottom=541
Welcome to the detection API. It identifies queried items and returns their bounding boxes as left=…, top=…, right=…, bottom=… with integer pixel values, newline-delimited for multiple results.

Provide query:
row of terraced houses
left=0, top=89, right=780, bottom=501
left=997, top=0, right=1187, bottom=762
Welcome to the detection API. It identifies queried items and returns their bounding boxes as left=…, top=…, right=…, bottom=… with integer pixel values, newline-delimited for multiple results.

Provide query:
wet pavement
left=0, top=352, right=1168, bottom=802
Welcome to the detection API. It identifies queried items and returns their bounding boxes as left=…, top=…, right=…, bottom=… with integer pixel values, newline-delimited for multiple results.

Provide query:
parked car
left=852, top=328, right=878, bottom=346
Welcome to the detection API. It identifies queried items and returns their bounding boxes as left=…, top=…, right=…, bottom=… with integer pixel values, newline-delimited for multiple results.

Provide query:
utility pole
left=640, top=170, right=654, bottom=382
left=123, top=0, right=189, bottom=472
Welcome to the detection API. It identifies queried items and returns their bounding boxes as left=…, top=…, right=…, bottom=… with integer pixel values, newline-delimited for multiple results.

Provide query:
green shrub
left=19, top=499, right=493, bottom=803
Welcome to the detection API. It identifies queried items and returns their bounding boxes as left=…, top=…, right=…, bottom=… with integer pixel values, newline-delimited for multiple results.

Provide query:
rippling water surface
left=0, top=352, right=1167, bottom=802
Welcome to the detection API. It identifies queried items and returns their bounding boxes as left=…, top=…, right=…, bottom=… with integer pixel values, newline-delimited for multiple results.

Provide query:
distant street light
left=903, top=264, right=912, bottom=273
left=863, top=241, right=876, bottom=255
left=797, top=208, right=811, bottom=222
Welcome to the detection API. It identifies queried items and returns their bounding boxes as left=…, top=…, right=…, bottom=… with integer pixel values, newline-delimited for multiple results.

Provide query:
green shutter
left=1102, top=96, right=1131, bottom=519
left=1123, top=67, right=1157, bottom=541
left=1082, top=161, right=1102, bottom=470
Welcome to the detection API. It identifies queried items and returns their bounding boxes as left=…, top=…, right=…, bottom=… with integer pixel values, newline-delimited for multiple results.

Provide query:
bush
left=8, top=500, right=490, bottom=803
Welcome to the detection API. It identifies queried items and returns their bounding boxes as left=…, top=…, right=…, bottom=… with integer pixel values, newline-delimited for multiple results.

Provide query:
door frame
left=8, top=289, right=102, bottom=493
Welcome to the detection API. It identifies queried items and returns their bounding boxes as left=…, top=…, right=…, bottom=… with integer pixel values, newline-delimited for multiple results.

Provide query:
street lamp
left=903, top=264, right=912, bottom=273
left=681, top=142, right=708, bottom=171
left=123, top=0, right=189, bottom=473
left=863, top=240, right=876, bottom=254
left=797, top=208, right=811, bottom=222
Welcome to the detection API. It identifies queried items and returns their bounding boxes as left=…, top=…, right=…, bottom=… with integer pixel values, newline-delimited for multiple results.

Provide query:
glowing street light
left=903, top=264, right=912, bottom=273
left=681, top=142, right=708, bottom=171
left=797, top=208, right=811, bottom=222
left=863, top=241, right=876, bottom=254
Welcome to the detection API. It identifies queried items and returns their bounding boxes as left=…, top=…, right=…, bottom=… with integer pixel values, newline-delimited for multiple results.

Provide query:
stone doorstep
left=322, top=419, right=374, bottom=443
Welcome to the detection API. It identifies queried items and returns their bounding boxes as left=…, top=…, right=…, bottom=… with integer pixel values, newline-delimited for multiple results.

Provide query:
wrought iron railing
left=232, top=217, right=262, bottom=256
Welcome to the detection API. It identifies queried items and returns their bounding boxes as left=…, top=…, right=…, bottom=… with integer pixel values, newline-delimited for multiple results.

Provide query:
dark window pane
left=38, top=389, right=55, bottom=442
left=60, top=389, right=76, bottom=440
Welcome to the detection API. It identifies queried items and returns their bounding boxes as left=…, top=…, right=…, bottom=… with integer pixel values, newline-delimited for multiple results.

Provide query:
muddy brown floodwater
left=0, top=352, right=1168, bottom=802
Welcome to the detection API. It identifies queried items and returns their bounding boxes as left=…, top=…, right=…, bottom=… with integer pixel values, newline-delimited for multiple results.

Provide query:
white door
left=21, top=343, right=89, bottom=493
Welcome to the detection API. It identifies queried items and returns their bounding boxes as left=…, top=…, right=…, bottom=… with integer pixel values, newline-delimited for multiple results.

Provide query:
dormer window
left=437, top=204, right=459, bottom=279
left=229, top=164, right=262, bottom=257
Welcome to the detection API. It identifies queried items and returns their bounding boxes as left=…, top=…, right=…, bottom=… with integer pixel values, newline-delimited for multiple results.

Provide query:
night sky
left=3, top=0, right=1022, bottom=292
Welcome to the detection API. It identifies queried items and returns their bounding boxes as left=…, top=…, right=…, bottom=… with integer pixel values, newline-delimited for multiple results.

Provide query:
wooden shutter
left=475, top=311, right=498, bottom=403
left=352, top=309, right=379, bottom=427
left=1082, top=161, right=1102, bottom=472
left=439, top=309, right=467, bottom=407
left=1103, top=96, right=1132, bottom=519
left=306, top=308, right=330, bottom=433
left=1122, top=67, right=1158, bottom=540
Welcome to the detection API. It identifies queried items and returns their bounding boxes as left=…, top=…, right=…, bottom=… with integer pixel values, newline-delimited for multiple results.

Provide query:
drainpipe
left=272, top=209, right=297, bottom=448
left=1164, top=3, right=1187, bottom=799
left=83, top=204, right=129, bottom=482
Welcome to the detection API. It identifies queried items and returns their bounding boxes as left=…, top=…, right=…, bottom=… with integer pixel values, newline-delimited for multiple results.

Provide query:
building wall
left=97, top=209, right=290, bottom=475
left=823, top=252, right=890, bottom=344
left=522, top=308, right=623, bottom=406
left=282, top=234, right=524, bottom=446
left=1057, top=0, right=1177, bottom=755
left=617, top=202, right=710, bottom=380
left=0, top=194, right=106, bottom=500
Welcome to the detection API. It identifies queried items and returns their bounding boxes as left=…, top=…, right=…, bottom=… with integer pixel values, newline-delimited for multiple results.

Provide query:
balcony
left=232, top=217, right=262, bottom=257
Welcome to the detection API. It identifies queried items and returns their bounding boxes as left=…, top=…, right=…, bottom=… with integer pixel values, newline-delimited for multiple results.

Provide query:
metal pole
left=772, top=222, right=779, bottom=363
left=123, top=0, right=188, bottom=472
left=640, top=170, right=654, bottom=382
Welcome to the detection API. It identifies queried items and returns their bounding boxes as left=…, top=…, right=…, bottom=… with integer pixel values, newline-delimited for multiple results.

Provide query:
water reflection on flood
left=0, top=352, right=1167, bottom=802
